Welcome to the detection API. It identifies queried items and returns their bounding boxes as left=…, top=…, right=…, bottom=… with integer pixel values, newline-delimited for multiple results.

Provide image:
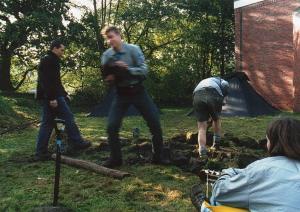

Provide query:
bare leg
left=212, top=119, right=221, bottom=135
left=212, top=119, right=221, bottom=150
left=197, top=121, right=208, bottom=156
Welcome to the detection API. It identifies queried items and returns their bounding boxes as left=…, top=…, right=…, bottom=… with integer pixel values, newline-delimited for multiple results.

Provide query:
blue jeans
left=36, top=97, right=83, bottom=155
left=107, top=89, right=163, bottom=158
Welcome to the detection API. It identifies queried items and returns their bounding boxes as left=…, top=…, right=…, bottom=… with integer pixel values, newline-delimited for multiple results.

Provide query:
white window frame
left=234, top=0, right=264, bottom=9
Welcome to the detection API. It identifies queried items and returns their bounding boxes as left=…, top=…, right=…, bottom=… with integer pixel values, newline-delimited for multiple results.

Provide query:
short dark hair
left=266, top=117, right=300, bottom=161
left=50, top=40, right=63, bottom=50
left=101, top=26, right=121, bottom=37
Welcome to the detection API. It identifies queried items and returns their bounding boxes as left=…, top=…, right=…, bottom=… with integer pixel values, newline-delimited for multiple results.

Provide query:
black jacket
left=36, top=51, right=67, bottom=100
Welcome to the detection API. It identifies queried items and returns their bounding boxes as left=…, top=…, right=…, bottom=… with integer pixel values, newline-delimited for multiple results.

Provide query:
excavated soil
left=82, top=131, right=268, bottom=175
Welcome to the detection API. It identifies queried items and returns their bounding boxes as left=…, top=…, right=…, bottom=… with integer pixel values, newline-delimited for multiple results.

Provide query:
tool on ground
left=53, top=118, right=65, bottom=206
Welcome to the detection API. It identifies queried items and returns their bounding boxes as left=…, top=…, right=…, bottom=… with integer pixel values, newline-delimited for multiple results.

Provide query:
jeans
left=107, top=89, right=163, bottom=158
left=36, top=96, right=83, bottom=155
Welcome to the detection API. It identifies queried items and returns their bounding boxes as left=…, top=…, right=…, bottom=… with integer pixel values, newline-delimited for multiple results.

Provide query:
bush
left=0, top=95, right=20, bottom=128
left=71, top=80, right=107, bottom=108
left=146, top=68, right=193, bottom=107
left=0, top=95, right=15, bottom=116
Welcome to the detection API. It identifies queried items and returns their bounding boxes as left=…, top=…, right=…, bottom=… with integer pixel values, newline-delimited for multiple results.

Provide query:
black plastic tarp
left=88, top=88, right=139, bottom=117
left=88, top=87, right=160, bottom=117
left=221, top=72, right=279, bottom=117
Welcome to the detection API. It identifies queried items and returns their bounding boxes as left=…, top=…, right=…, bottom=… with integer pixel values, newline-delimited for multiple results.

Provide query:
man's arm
left=210, top=167, right=251, bottom=209
left=127, top=45, right=148, bottom=78
left=220, top=79, right=229, bottom=97
left=39, top=57, right=58, bottom=101
left=101, top=52, right=116, bottom=83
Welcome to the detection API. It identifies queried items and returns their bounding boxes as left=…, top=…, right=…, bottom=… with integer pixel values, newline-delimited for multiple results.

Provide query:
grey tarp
left=221, top=72, right=279, bottom=116
left=88, top=87, right=160, bottom=117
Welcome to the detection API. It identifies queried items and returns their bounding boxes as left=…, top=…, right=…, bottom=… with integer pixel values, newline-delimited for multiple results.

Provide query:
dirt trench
left=83, top=131, right=268, bottom=175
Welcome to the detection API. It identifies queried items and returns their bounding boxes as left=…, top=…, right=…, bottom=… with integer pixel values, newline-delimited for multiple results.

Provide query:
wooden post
left=51, top=154, right=130, bottom=180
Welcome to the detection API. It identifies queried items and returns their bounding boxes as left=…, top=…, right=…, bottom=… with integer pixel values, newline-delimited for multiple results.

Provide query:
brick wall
left=235, top=0, right=300, bottom=111
left=293, top=9, right=300, bottom=112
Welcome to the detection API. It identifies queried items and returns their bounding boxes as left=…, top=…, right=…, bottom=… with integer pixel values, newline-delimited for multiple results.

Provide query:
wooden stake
left=51, top=154, right=130, bottom=180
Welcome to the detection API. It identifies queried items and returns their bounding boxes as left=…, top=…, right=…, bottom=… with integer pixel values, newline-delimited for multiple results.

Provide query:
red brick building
left=235, top=0, right=300, bottom=111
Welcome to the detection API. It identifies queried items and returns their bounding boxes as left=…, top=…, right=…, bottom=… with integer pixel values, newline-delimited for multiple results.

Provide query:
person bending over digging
left=192, top=77, right=229, bottom=158
left=191, top=117, right=300, bottom=212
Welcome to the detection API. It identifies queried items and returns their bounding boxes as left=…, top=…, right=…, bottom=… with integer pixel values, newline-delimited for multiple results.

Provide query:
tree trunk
left=0, top=52, right=13, bottom=91
left=219, top=11, right=225, bottom=77
left=93, top=0, right=104, bottom=54
left=51, top=154, right=131, bottom=179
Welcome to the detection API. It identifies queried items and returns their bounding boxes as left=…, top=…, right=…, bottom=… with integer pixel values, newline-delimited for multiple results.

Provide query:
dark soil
left=82, top=131, right=268, bottom=175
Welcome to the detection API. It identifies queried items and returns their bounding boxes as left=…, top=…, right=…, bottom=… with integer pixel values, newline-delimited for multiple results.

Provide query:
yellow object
left=202, top=201, right=249, bottom=212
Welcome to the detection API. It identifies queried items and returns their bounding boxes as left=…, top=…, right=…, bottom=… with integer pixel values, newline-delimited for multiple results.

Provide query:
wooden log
left=0, top=120, right=40, bottom=136
left=51, top=154, right=130, bottom=180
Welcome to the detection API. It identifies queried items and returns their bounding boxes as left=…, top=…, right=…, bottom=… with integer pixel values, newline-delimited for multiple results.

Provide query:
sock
left=199, top=145, right=207, bottom=155
left=213, top=134, right=221, bottom=144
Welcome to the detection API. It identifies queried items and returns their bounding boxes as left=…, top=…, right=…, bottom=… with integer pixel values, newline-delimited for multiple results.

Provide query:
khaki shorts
left=193, top=88, right=223, bottom=122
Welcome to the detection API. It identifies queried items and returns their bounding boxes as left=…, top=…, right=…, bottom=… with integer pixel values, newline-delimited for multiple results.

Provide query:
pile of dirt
left=86, top=131, right=268, bottom=174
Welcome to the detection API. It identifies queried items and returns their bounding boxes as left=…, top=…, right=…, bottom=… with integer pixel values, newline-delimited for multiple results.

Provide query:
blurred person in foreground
left=191, top=117, right=300, bottom=212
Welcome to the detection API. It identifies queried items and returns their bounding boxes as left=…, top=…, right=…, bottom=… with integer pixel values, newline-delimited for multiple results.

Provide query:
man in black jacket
left=35, top=40, right=90, bottom=160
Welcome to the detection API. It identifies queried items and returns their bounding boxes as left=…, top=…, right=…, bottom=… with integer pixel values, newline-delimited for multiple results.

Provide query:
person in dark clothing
left=35, top=40, right=91, bottom=160
left=100, top=26, right=169, bottom=168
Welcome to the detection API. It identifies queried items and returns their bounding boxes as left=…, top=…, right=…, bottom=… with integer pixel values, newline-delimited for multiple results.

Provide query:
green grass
left=1, top=95, right=300, bottom=211
left=0, top=108, right=200, bottom=211
left=0, top=94, right=40, bottom=130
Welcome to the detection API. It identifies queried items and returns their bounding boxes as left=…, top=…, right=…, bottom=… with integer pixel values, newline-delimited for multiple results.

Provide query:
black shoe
left=199, top=147, right=208, bottom=159
left=31, top=152, right=52, bottom=162
left=151, top=155, right=171, bottom=165
left=72, top=140, right=91, bottom=150
left=103, top=157, right=123, bottom=168
left=190, top=184, right=206, bottom=211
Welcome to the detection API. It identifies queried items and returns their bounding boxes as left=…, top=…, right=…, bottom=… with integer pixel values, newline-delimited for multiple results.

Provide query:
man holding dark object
left=100, top=26, right=169, bottom=168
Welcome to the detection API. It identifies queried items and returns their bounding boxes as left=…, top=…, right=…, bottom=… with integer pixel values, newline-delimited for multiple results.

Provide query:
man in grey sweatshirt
left=100, top=26, right=169, bottom=168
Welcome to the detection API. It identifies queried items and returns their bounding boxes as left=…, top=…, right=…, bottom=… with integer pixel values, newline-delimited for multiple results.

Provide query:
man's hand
left=105, top=74, right=115, bottom=85
left=65, top=95, right=72, bottom=104
left=115, top=61, right=128, bottom=70
left=49, top=99, right=58, bottom=108
left=66, top=95, right=72, bottom=101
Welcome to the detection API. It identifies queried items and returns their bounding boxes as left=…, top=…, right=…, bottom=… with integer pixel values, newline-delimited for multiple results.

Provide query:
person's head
left=50, top=40, right=65, bottom=58
left=266, top=117, right=300, bottom=161
left=101, top=26, right=122, bottom=49
left=221, top=79, right=229, bottom=96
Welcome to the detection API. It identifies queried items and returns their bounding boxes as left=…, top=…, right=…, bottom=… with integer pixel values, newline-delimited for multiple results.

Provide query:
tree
left=0, top=0, right=70, bottom=91
left=176, top=0, right=234, bottom=77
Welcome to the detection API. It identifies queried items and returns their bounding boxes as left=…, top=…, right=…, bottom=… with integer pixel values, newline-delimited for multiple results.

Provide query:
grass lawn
left=1, top=95, right=299, bottom=211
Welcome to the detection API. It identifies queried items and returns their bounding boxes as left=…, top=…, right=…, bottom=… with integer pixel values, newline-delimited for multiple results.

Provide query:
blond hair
left=101, top=26, right=121, bottom=37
